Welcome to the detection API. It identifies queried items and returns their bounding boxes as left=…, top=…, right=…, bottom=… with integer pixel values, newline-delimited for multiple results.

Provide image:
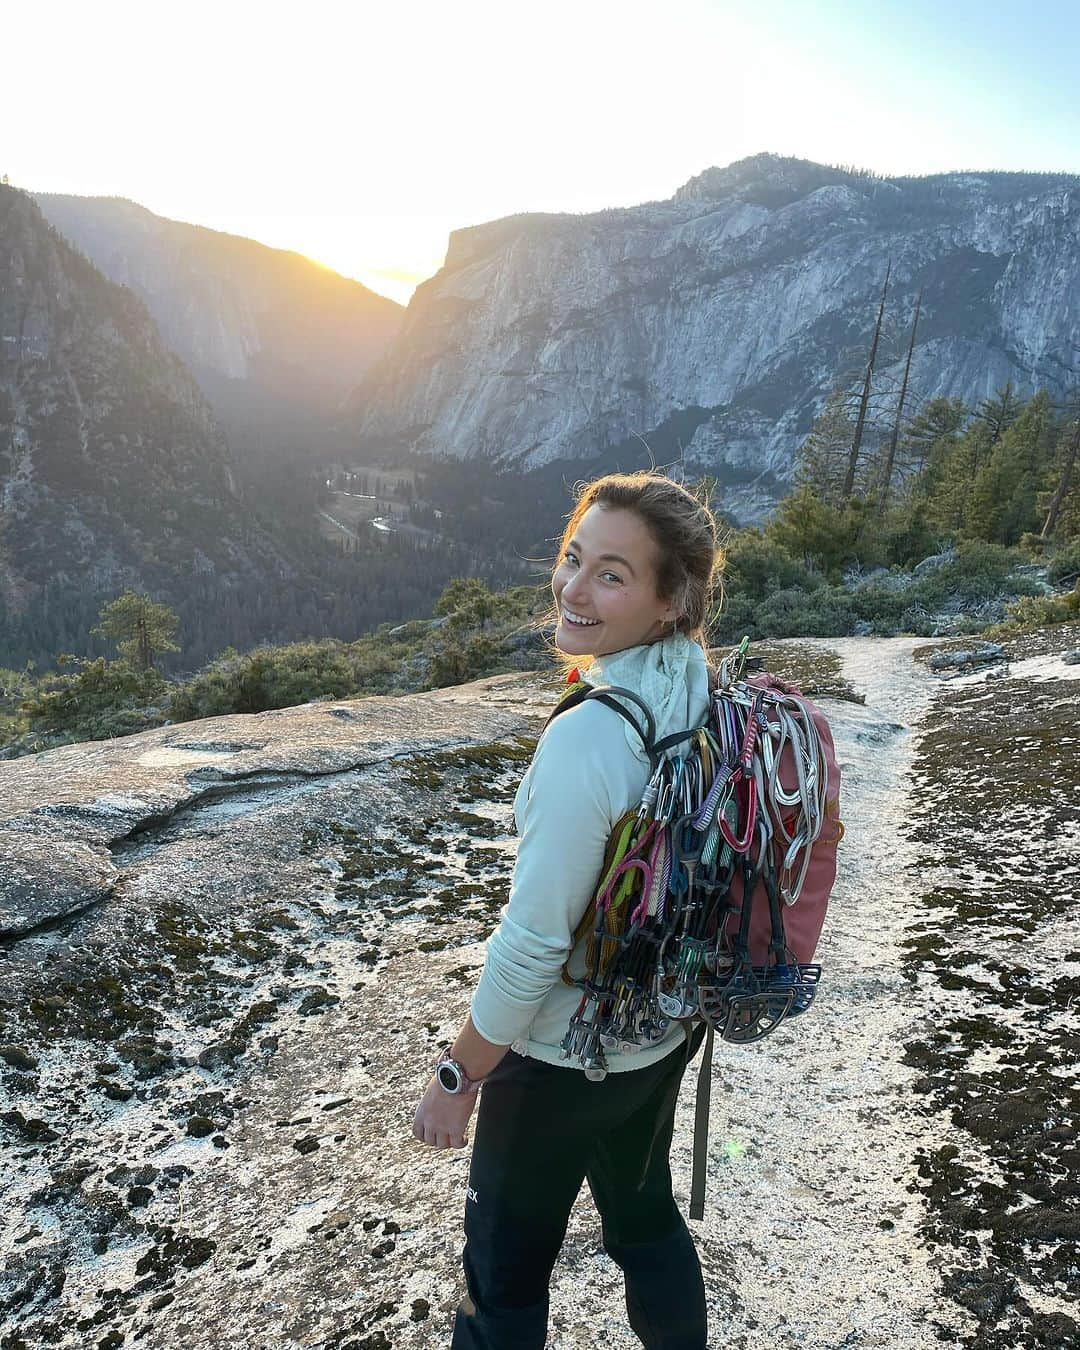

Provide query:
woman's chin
left=555, top=619, right=600, bottom=653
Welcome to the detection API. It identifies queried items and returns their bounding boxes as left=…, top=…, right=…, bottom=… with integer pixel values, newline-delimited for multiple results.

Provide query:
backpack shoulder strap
left=544, top=681, right=660, bottom=769
left=544, top=681, right=716, bottom=773
left=542, top=681, right=596, bottom=731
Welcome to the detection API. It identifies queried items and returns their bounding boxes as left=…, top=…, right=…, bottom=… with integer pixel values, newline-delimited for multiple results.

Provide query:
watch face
left=437, top=1062, right=459, bottom=1093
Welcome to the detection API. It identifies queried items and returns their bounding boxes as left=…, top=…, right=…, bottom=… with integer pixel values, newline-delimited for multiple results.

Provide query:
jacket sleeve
left=469, top=709, right=624, bottom=1047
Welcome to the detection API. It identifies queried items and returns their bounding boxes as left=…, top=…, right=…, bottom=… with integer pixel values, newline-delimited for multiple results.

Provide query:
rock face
left=34, top=192, right=404, bottom=454
left=0, top=185, right=297, bottom=652
left=0, top=673, right=551, bottom=1348
left=2, top=642, right=1075, bottom=1348
left=353, top=153, right=1080, bottom=521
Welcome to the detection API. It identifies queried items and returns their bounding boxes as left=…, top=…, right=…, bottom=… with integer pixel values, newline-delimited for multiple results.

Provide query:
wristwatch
left=434, top=1048, right=485, bottom=1095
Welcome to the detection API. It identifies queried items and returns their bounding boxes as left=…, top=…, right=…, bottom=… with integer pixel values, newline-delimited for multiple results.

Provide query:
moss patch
left=725, top=641, right=864, bottom=703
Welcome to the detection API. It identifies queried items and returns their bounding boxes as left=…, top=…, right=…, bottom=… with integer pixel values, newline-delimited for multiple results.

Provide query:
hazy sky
left=9, top=0, right=1080, bottom=304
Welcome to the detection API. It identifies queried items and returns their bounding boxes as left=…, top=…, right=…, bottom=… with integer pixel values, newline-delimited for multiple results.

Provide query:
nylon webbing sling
left=690, top=1023, right=715, bottom=1222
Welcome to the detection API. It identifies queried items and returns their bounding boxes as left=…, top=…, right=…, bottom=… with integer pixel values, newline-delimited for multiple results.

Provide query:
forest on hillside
left=3, top=382, right=1078, bottom=761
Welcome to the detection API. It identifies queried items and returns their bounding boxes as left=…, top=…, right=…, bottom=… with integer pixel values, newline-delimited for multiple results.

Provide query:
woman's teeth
left=562, top=608, right=600, bottom=627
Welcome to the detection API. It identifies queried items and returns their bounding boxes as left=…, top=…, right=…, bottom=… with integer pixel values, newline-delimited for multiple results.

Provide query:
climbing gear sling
left=544, top=638, right=843, bottom=1220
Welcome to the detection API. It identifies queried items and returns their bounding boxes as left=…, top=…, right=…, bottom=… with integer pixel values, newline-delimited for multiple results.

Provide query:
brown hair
left=551, top=470, right=724, bottom=664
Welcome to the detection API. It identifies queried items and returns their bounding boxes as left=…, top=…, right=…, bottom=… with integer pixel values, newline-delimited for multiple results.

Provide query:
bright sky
left=8, top=0, right=1080, bottom=304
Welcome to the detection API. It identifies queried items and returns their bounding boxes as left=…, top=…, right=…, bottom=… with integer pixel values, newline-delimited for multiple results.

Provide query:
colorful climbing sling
left=546, top=638, right=844, bottom=1219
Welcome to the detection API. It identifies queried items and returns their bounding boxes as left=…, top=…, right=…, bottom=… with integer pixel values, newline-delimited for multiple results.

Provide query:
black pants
left=452, top=1032, right=707, bottom=1349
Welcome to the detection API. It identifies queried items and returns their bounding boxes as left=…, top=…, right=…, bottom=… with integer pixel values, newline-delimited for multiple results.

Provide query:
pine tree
left=975, top=381, right=1022, bottom=450
left=903, top=397, right=969, bottom=482
left=90, top=590, right=182, bottom=671
left=1041, top=410, right=1080, bottom=540
left=796, top=389, right=857, bottom=505
left=923, top=429, right=978, bottom=537
left=765, top=483, right=863, bottom=577
left=966, top=391, right=1055, bottom=543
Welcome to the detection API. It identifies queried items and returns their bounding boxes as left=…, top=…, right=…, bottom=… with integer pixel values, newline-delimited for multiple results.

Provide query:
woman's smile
left=561, top=606, right=601, bottom=628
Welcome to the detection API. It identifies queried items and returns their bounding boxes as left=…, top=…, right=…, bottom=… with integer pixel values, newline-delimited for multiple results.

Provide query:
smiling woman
left=552, top=473, right=722, bottom=661
left=411, top=470, right=724, bottom=1349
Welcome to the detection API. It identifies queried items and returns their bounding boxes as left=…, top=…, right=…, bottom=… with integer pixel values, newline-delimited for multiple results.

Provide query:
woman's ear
left=661, top=589, right=685, bottom=624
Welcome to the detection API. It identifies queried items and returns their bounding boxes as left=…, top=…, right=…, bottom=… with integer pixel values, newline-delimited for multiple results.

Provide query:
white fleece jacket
left=469, top=634, right=712, bottom=1071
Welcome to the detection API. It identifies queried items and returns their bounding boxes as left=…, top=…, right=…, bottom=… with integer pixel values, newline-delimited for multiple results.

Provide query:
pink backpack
left=724, top=672, right=843, bottom=967
left=549, top=651, right=843, bottom=1218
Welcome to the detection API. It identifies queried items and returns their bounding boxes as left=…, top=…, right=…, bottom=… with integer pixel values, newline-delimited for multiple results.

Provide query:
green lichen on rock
left=399, top=737, right=535, bottom=797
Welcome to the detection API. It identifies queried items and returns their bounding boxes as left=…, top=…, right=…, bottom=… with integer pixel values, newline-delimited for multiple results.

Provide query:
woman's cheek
left=603, top=587, right=631, bottom=616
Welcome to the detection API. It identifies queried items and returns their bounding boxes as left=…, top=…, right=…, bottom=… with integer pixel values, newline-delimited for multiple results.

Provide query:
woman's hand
left=411, top=1075, right=478, bottom=1149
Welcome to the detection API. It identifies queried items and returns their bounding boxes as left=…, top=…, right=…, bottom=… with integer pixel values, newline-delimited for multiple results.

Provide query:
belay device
left=552, top=638, right=843, bottom=1218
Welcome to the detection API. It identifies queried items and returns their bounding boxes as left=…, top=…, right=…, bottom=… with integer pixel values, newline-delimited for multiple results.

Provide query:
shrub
left=764, top=486, right=867, bottom=579
left=721, top=529, right=820, bottom=599
left=850, top=583, right=910, bottom=625
left=934, top=540, right=1022, bottom=601
left=1047, top=539, right=1080, bottom=588
left=427, top=633, right=501, bottom=687
left=20, top=658, right=168, bottom=739
left=751, top=587, right=857, bottom=638
left=169, top=638, right=403, bottom=721
left=877, top=505, right=940, bottom=568
left=985, top=584, right=1080, bottom=636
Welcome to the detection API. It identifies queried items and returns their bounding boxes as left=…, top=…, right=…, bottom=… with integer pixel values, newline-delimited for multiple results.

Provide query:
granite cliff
left=34, top=193, right=404, bottom=461
left=353, top=154, right=1080, bottom=521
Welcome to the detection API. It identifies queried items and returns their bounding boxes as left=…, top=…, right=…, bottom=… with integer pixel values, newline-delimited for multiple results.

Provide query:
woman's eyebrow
left=567, top=539, right=636, bottom=576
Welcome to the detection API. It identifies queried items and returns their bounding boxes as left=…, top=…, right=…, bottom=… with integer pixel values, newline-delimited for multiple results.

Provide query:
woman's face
left=552, top=504, right=679, bottom=659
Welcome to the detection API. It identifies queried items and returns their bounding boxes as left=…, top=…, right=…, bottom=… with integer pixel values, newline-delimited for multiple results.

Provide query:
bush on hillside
left=19, top=657, right=169, bottom=741
left=168, top=638, right=405, bottom=721
left=434, top=578, right=542, bottom=632
left=711, top=538, right=1043, bottom=641
left=427, top=633, right=503, bottom=688
left=1047, top=538, right=1080, bottom=587
left=719, top=528, right=821, bottom=599
left=928, top=540, right=1030, bottom=602
left=985, top=583, right=1080, bottom=636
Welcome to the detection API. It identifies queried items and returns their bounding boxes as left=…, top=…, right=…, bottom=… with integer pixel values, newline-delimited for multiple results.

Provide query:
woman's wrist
left=444, top=1015, right=511, bottom=1084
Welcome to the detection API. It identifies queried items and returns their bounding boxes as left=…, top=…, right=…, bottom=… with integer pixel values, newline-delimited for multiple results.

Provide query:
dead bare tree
left=877, top=288, right=922, bottom=512
left=842, top=259, right=891, bottom=502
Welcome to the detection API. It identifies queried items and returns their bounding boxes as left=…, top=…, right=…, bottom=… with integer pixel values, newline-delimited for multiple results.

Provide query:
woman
left=412, top=471, right=721, bottom=1349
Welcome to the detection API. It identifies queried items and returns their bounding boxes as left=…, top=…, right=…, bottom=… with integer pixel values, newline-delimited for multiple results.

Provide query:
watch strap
left=434, top=1048, right=485, bottom=1093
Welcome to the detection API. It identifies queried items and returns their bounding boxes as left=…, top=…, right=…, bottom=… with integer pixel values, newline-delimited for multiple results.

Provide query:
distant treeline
left=3, top=380, right=1077, bottom=761
left=782, top=384, right=1078, bottom=562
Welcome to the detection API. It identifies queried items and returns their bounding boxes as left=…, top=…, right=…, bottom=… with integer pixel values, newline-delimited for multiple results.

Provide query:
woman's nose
left=561, top=573, right=590, bottom=607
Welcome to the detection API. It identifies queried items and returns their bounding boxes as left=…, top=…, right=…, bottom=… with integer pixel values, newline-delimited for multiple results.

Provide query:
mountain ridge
left=0, top=184, right=302, bottom=660
left=352, top=153, right=1080, bottom=521
left=33, top=191, right=405, bottom=467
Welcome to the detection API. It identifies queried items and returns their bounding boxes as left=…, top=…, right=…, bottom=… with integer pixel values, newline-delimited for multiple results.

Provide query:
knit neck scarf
left=584, top=632, right=711, bottom=762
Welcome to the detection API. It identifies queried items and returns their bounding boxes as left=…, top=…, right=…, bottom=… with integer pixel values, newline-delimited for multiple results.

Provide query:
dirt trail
left=594, top=637, right=974, bottom=1350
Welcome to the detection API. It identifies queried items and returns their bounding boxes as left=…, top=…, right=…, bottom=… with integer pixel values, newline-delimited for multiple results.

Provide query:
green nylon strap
left=689, top=1022, right=715, bottom=1222
left=597, top=814, right=638, bottom=897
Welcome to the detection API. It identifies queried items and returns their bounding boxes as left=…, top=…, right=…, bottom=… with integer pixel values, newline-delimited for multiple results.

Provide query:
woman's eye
left=559, top=553, right=619, bottom=583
